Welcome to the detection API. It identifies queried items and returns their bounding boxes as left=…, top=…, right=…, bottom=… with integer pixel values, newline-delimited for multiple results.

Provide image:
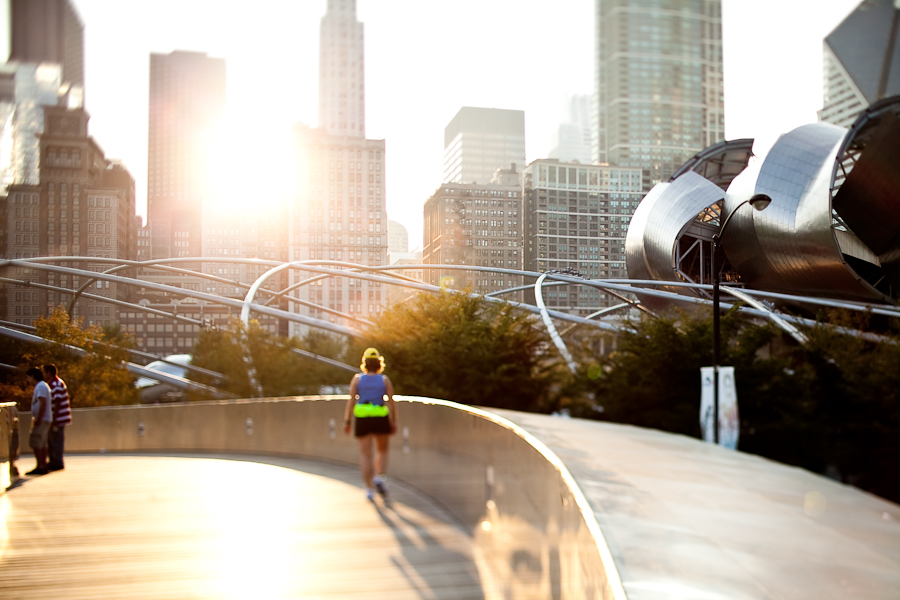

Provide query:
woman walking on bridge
left=344, top=348, right=397, bottom=501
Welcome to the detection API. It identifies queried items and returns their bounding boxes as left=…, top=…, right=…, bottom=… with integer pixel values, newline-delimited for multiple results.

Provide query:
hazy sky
left=1, top=0, right=861, bottom=248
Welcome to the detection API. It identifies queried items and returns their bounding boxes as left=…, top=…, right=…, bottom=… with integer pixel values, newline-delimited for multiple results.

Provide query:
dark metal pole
left=712, top=234, right=720, bottom=445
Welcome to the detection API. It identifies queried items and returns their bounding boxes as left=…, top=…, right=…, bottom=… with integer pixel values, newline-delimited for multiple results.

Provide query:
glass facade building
left=443, top=107, right=526, bottom=185
left=818, top=0, right=900, bottom=128
left=592, top=0, right=724, bottom=183
left=10, top=0, right=85, bottom=93
left=0, top=63, right=64, bottom=192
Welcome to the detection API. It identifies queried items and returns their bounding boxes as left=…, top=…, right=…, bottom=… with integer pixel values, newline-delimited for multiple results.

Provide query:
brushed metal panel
left=625, top=172, right=724, bottom=284
left=723, top=123, right=885, bottom=301
left=625, top=181, right=667, bottom=282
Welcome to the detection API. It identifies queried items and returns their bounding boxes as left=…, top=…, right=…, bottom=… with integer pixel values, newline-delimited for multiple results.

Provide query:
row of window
left=441, top=190, right=520, bottom=200
left=309, top=220, right=383, bottom=233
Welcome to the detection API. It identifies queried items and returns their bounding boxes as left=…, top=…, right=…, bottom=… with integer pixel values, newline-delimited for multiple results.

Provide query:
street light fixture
left=711, top=193, right=772, bottom=444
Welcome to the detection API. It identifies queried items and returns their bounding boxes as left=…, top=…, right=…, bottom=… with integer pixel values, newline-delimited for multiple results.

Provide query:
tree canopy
left=584, top=308, right=900, bottom=504
left=0, top=307, right=138, bottom=408
left=187, top=319, right=351, bottom=399
left=361, top=291, right=565, bottom=411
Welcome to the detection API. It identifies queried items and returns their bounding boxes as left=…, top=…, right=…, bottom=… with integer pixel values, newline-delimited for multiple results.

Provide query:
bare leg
left=357, top=435, right=375, bottom=489
left=374, top=434, right=390, bottom=477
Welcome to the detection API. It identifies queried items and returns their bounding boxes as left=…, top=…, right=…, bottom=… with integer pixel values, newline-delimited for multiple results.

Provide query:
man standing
left=43, top=364, right=71, bottom=471
left=25, top=367, right=51, bottom=475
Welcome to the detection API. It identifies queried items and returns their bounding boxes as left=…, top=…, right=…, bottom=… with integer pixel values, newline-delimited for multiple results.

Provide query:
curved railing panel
left=1, top=402, right=16, bottom=491
left=56, top=396, right=626, bottom=600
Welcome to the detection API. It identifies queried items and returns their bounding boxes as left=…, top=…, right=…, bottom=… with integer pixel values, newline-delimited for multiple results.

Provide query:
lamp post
left=711, top=193, right=772, bottom=444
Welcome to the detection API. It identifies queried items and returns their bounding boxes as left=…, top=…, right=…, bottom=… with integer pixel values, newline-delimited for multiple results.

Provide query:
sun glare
left=205, top=107, right=295, bottom=218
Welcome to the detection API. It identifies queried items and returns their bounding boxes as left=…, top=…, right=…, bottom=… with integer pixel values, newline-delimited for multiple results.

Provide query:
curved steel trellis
left=0, top=324, right=233, bottom=398
left=5, top=256, right=900, bottom=382
left=534, top=273, right=578, bottom=373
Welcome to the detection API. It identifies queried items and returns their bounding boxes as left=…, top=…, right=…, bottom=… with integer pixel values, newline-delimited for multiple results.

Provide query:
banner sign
left=700, top=366, right=739, bottom=449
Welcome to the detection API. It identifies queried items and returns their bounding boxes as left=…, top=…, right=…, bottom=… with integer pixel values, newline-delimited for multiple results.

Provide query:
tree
left=741, top=310, right=900, bottom=502
left=586, top=307, right=900, bottom=504
left=362, top=291, right=564, bottom=411
left=188, top=320, right=352, bottom=399
left=292, top=329, right=355, bottom=394
left=2, top=307, right=140, bottom=407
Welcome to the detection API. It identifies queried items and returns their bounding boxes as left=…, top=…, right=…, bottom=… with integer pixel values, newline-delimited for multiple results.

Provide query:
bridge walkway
left=0, top=454, right=484, bottom=600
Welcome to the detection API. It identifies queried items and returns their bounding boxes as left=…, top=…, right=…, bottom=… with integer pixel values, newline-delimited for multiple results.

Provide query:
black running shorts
left=354, top=415, right=391, bottom=437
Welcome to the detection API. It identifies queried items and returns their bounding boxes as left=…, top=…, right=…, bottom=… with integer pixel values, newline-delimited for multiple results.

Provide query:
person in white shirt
left=26, top=367, right=52, bottom=476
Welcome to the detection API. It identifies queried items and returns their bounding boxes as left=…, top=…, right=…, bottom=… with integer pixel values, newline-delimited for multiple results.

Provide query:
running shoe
left=374, top=475, right=388, bottom=498
left=366, top=488, right=375, bottom=501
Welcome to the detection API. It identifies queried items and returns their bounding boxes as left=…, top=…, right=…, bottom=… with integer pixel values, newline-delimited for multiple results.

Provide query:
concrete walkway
left=489, top=409, right=900, bottom=600
left=0, top=455, right=483, bottom=600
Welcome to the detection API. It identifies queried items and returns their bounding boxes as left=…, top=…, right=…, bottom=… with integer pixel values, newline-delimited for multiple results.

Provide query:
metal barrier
left=59, top=396, right=625, bottom=600
left=0, top=401, right=17, bottom=491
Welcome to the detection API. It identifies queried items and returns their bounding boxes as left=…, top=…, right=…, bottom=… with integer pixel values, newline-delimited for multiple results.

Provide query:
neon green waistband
left=354, top=403, right=389, bottom=418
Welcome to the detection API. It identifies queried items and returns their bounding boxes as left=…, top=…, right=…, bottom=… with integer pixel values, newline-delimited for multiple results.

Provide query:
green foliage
left=591, top=311, right=742, bottom=435
left=740, top=310, right=900, bottom=502
left=188, top=320, right=351, bottom=399
left=0, top=306, right=139, bottom=407
left=362, top=291, right=564, bottom=411
left=586, top=308, right=900, bottom=503
left=293, top=330, right=354, bottom=394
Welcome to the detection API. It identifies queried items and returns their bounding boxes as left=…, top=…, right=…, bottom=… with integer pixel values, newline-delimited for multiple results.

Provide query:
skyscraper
left=146, top=50, right=226, bottom=259
left=523, top=159, right=647, bottom=314
left=288, top=0, right=388, bottom=335
left=319, top=0, right=366, bottom=137
left=0, top=63, right=64, bottom=191
left=443, top=107, right=526, bottom=185
left=818, top=0, right=900, bottom=128
left=549, top=94, right=592, bottom=164
left=9, top=0, right=85, bottom=94
left=592, top=0, right=724, bottom=183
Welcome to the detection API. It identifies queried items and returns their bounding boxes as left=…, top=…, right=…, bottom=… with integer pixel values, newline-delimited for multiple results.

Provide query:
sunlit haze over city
left=0, top=0, right=861, bottom=246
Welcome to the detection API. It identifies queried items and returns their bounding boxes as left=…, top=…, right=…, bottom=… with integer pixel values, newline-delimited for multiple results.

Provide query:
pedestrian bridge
left=1, top=397, right=898, bottom=599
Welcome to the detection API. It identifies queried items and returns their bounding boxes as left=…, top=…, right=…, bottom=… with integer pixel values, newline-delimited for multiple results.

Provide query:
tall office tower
left=0, top=63, right=64, bottom=192
left=1, top=105, right=137, bottom=327
left=146, top=51, right=226, bottom=260
left=288, top=0, right=387, bottom=336
left=443, top=107, right=526, bottom=185
left=422, top=182, right=524, bottom=299
left=592, top=0, right=724, bottom=183
left=290, top=125, right=387, bottom=334
left=319, top=0, right=366, bottom=137
left=523, top=159, right=646, bottom=315
left=9, top=0, right=85, bottom=96
left=550, top=94, right=592, bottom=164
left=818, top=0, right=900, bottom=128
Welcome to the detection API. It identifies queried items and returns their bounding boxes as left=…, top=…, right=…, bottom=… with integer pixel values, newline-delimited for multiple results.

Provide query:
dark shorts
left=354, top=416, right=391, bottom=437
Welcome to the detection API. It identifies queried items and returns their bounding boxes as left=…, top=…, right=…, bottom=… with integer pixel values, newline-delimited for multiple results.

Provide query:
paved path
left=489, top=409, right=900, bottom=600
left=0, top=454, right=483, bottom=600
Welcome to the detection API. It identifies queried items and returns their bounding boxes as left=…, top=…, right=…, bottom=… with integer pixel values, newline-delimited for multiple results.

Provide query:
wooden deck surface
left=0, top=454, right=484, bottom=599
